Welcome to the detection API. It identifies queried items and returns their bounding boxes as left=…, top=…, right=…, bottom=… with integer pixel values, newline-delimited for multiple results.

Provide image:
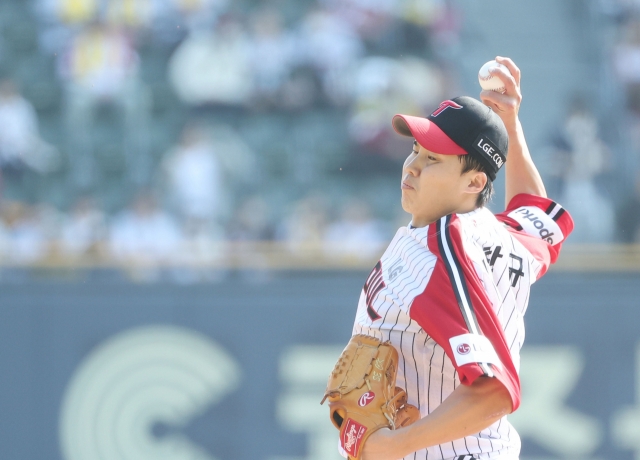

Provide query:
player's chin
left=400, top=195, right=413, bottom=213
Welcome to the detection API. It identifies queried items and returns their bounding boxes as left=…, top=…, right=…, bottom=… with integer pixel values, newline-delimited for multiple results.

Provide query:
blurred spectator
left=105, top=0, right=154, bottom=29
left=401, top=0, right=448, bottom=26
left=108, top=191, right=182, bottom=266
left=613, top=17, right=640, bottom=114
left=148, top=0, right=229, bottom=45
left=326, top=0, right=420, bottom=56
left=33, top=0, right=98, bottom=27
left=160, top=122, right=224, bottom=223
left=33, top=0, right=99, bottom=53
left=428, top=0, right=462, bottom=59
left=554, top=100, right=615, bottom=243
left=36, top=0, right=160, bottom=29
left=278, top=65, right=324, bottom=111
left=348, top=57, right=399, bottom=155
left=248, top=7, right=295, bottom=109
left=179, top=216, right=226, bottom=278
left=58, top=20, right=138, bottom=106
left=225, top=194, right=273, bottom=275
left=547, top=128, right=573, bottom=199
left=277, top=193, right=329, bottom=254
left=321, top=0, right=452, bottom=57
left=51, top=0, right=99, bottom=24
left=160, top=122, right=256, bottom=225
left=348, top=56, right=444, bottom=160
left=323, top=198, right=387, bottom=260
left=227, top=195, right=274, bottom=241
left=616, top=172, right=640, bottom=242
left=0, top=79, right=60, bottom=180
left=206, top=123, right=259, bottom=199
left=0, top=201, right=48, bottom=264
left=169, top=16, right=253, bottom=109
left=59, top=195, right=106, bottom=257
left=174, top=0, right=229, bottom=33
left=297, top=7, right=364, bottom=105
left=36, top=202, right=64, bottom=247
left=333, top=0, right=399, bottom=43
left=58, top=21, right=151, bottom=187
left=160, top=121, right=233, bottom=279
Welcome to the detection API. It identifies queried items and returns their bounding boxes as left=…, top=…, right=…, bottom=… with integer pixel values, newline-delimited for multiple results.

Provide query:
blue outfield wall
left=1, top=271, right=639, bottom=460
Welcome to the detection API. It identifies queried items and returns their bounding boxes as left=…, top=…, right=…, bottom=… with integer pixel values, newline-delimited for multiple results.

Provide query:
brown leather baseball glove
left=320, top=334, right=420, bottom=459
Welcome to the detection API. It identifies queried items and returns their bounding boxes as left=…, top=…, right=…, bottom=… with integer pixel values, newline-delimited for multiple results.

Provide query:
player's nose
left=403, top=155, right=420, bottom=177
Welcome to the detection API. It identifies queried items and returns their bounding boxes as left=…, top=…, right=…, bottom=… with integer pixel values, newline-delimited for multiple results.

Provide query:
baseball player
left=346, top=57, right=574, bottom=460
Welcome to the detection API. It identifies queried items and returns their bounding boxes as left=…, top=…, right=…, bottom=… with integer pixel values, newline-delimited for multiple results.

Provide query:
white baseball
left=478, top=60, right=510, bottom=93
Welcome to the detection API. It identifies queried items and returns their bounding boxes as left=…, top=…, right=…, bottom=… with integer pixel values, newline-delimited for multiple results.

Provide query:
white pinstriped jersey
left=351, top=194, right=574, bottom=460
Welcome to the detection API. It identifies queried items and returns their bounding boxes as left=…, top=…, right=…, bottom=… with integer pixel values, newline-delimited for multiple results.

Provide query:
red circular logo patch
left=457, top=343, right=471, bottom=355
left=358, top=391, right=375, bottom=407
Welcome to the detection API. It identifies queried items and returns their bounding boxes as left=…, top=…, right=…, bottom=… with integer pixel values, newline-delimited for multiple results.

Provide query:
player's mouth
left=401, top=181, right=414, bottom=190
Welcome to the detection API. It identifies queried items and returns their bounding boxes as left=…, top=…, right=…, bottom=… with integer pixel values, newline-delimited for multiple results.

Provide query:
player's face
left=401, top=141, right=481, bottom=227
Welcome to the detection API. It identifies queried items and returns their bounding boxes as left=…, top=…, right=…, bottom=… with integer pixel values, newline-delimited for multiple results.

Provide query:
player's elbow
left=471, top=376, right=514, bottom=418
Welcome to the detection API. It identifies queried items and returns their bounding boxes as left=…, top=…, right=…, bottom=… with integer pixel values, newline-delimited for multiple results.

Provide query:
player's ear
left=465, top=170, right=487, bottom=194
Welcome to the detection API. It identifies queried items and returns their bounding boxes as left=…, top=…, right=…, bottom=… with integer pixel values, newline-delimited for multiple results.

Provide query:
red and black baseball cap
left=392, top=96, right=508, bottom=181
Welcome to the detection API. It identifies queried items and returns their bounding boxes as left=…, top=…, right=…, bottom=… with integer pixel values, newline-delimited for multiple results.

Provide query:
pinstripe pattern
left=351, top=206, right=547, bottom=460
left=437, top=215, right=493, bottom=378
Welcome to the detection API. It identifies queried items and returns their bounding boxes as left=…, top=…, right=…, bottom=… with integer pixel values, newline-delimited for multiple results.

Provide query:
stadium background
left=0, top=0, right=640, bottom=459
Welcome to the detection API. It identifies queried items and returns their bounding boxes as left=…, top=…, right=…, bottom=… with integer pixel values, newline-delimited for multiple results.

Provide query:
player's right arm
left=362, top=376, right=512, bottom=460
left=479, top=56, right=547, bottom=205
left=482, top=57, right=574, bottom=276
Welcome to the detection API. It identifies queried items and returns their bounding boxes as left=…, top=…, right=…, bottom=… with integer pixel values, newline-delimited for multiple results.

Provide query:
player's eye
left=427, top=155, right=437, bottom=161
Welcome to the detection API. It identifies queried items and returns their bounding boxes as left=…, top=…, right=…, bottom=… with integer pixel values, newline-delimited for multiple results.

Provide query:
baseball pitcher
left=322, top=57, right=574, bottom=460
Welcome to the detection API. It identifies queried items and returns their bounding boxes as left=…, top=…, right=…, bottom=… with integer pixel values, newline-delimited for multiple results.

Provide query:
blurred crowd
left=0, top=189, right=396, bottom=278
left=0, top=62, right=401, bottom=275
left=0, top=0, right=453, bottom=274
left=540, top=0, right=640, bottom=244
left=609, top=1, right=640, bottom=243
left=546, top=96, right=615, bottom=243
left=2, top=0, right=640, bottom=277
left=30, top=0, right=457, bottom=180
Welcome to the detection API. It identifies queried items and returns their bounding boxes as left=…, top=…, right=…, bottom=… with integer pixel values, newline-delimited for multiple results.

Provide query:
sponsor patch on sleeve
left=450, top=333, right=502, bottom=369
left=507, top=206, right=564, bottom=245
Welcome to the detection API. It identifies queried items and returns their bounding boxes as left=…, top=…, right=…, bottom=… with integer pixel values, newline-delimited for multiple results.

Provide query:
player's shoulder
left=496, top=193, right=574, bottom=246
left=424, top=209, right=496, bottom=258
left=442, top=207, right=502, bottom=240
left=439, top=208, right=506, bottom=260
left=443, top=194, right=574, bottom=247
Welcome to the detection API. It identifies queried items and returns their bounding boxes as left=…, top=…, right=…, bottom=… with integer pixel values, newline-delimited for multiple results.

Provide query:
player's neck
left=410, top=199, right=479, bottom=228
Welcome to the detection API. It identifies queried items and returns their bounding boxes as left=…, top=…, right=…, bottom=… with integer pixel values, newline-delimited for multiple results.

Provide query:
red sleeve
left=495, top=194, right=574, bottom=278
left=409, top=214, right=521, bottom=411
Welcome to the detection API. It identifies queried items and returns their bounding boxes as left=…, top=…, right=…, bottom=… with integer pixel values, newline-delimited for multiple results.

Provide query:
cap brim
left=392, top=114, right=467, bottom=155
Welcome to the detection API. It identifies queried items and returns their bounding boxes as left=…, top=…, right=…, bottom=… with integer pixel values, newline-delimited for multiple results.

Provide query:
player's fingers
left=480, top=89, right=518, bottom=108
left=495, top=56, right=521, bottom=87
left=489, top=66, right=520, bottom=98
left=480, top=91, right=500, bottom=112
left=480, top=90, right=519, bottom=113
left=479, top=90, right=500, bottom=110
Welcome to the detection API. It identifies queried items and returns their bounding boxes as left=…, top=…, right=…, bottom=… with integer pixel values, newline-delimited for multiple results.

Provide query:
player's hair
left=458, top=154, right=494, bottom=208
